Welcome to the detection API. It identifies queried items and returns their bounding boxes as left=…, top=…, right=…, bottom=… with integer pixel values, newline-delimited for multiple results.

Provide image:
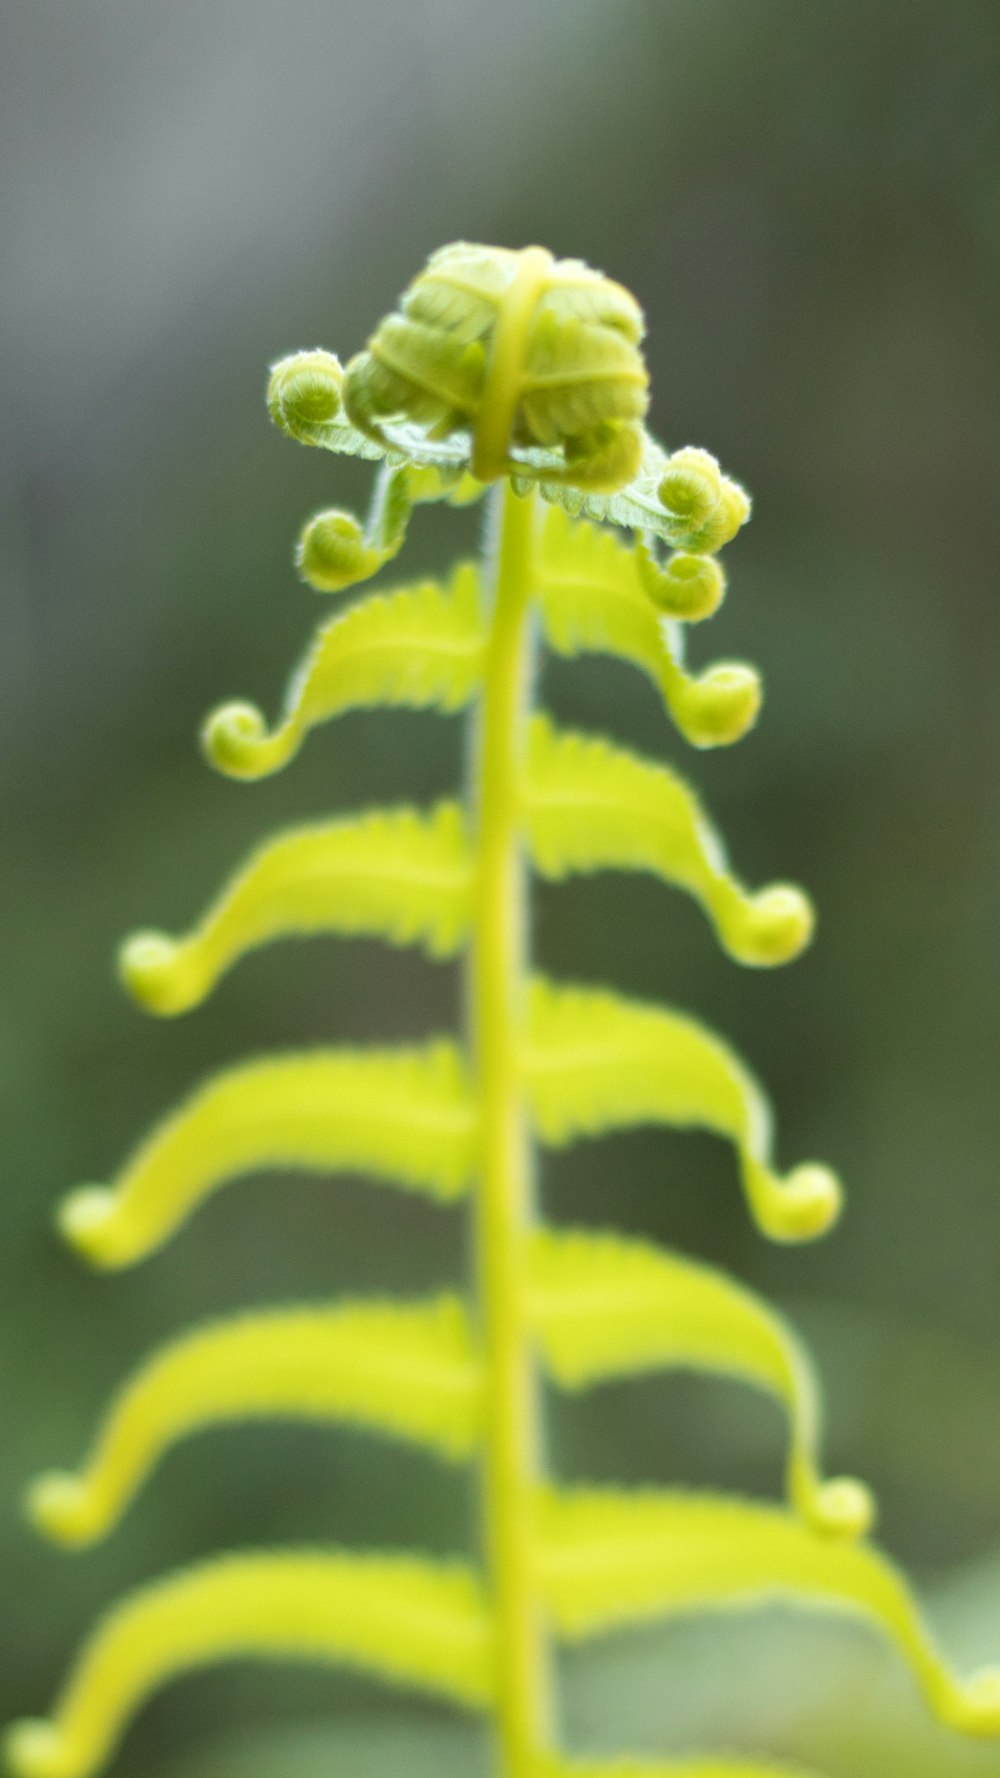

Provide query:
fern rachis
left=9, top=242, right=1000, bottom=1778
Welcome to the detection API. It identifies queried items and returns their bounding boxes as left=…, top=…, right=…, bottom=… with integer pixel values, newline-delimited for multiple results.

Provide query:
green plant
left=7, top=242, right=1000, bottom=1778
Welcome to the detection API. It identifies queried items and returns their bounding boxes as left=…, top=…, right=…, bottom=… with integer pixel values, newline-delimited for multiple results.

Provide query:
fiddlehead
left=10, top=244, right=998, bottom=1778
left=342, top=242, right=649, bottom=491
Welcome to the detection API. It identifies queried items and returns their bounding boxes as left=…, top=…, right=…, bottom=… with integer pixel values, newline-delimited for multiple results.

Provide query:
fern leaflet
left=523, top=979, right=841, bottom=1243
left=526, top=1227, right=871, bottom=1538
left=119, top=802, right=473, bottom=1016
left=7, top=1552, right=493, bottom=1778
left=523, top=718, right=812, bottom=966
left=29, top=1295, right=481, bottom=1548
left=536, top=1487, right=1000, bottom=1737
left=203, top=565, right=485, bottom=780
left=536, top=506, right=760, bottom=748
left=58, top=1042, right=476, bottom=1268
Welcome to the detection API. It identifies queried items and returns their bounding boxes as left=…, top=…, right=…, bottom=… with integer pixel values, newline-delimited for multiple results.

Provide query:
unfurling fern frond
left=13, top=243, right=997, bottom=1778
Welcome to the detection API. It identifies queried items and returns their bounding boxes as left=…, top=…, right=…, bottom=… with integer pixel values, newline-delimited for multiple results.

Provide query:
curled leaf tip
left=749, top=1161, right=842, bottom=1244
left=295, top=508, right=382, bottom=594
left=679, top=662, right=761, bottom=748
left=267, top=350, right=345, bottom=445
left=5, top=1720, right=64, bottom=1778
left=117, top=932, right=191, bottom=1017
left=733, top=885, right=815, bottom=968
left=657, top=447, right=724, bottom=530
left=56, top=1189, right=119, bottom=1268
left=807, top=1474, right=877, bottom=1540
left=537, top=1485, right=1000, bottom=1745
left=535, top=506, right=760, bottom=749
left=658, top=448, right=751, bottom=554
left=201, top=702, right=282, bottom=781
left=947, top=1668, right=1000, bottom=1738
left=25, top=1473, right=95, bottom=1550
left=202, top=571, right=485, bottom=784
left=642, top=549, right=726, bottom=622
left=526, top=981, right=840, bottom=1248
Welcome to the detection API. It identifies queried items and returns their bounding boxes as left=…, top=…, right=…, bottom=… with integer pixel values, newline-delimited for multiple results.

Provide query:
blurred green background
left=2, top=3, right=999, bottom=1775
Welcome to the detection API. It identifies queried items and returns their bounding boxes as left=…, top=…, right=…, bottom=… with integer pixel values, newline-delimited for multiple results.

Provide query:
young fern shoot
left=9, top=243, right=1000, bottom=1778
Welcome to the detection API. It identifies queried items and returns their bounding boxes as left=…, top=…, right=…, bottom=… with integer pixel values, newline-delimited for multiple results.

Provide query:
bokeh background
left=2, top=3, right=999, bottom=1775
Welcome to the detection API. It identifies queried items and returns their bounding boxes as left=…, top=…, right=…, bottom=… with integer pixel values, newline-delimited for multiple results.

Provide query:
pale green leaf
left=527, top=1227, right=872, bottom=1538
left=535, top=506, right=760, bottom=748
left=57, top=1042, right=476, bottom=1269
left=202, top=566, right=485, bottom=781
left=523, top=718, right=813, bottom=967
left=4, top=1549, right=494, bottom=1778
left=536, top=1488, right=1000, bottom=1739
left=523, top=980, right=841, bottom=1244
left=28, top=1294, right=482, bottom=1548
left=119, top=802, right=473, bottom=1016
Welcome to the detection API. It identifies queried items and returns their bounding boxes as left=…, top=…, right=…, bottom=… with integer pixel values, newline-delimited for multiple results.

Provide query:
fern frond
left=523, top=719, right=813, bottom=968
left=527, top=1228, right=872, bottom=1538
left=531, top=433, right=751, bottom=552
left=266, top=350, right=384, bottom=458
left=267, top=347, right=496, bottom=505
left=4, top=1550, right=494, bottom=1778
left=539, top=1757, right=824, bottom=1778
left=21, top=247, right=997, bottom=1778
left=536, top=507, right=760, bottom=748
left=202, top=565, right=485, bottom=781
left=523, top=981, right=841, bottom=1243
left=28, top=1295, right=481, bottom=1548
left=57, top=1043, right=476, bottom=1269
left=119, top=803, right=473, bottom=1016
left=343, top=244, right=649, bottom=494
left=536, top=1488, right=1000, bottom=1739
left=267, top=348, right=488, bottom=494
left=296, top=460, right=488, bottom=596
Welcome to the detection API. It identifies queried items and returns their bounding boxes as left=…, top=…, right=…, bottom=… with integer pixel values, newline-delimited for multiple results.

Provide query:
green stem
left=471, top=479, right=551, bottom=1776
